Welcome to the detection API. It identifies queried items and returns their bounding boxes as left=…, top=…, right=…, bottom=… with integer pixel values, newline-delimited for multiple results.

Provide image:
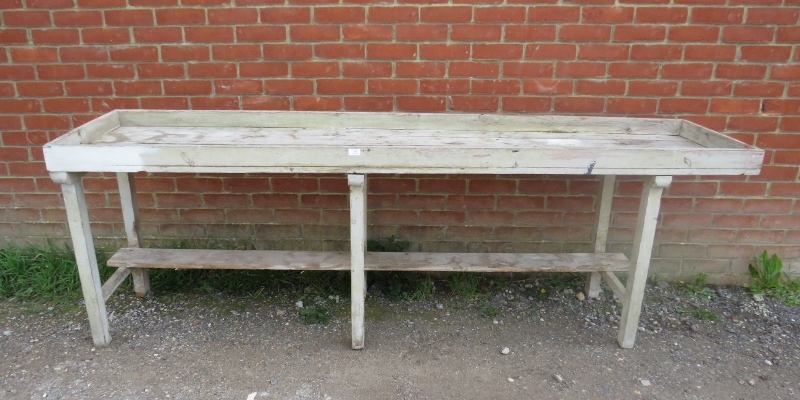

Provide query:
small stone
left=2, top=330, right=10, bottom=336
left=739, top=380, right=746, bottom=385
left=270, top=379, right=278, bottom=385
left=492, top=319, right=499, bottom=324
left=637, top=326, right=645, bottom=332
left=576, top=292, right=586, bottom=301
left=690, top=324, right=701, bottom=333
left=501, top=347, right=510, bottom=355
left=436, top=303, right=444, bottom=310
left=275, top=310, right=285, bottom=316
left=639, top=379, right=651, bottom=387
left=657, top=281, right=670, bottom=290
left=508, top=377, right=515, bottom=383
left=753, top=293, right=765, bottom=302
left=748, top=379, right=756, bottom=386
left=765, top=360, right=773, bottom=366
left=554, top=374, right=564, bottom=383
left=295, top=301, right=304, bottom=308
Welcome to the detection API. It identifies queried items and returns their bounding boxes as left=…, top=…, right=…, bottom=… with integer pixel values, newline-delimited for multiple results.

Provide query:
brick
left=681, top=81, right=731, bottom=96
left=450, top=61, right=499, bottom=78
left=607, top=98, right=656, bottom=114
left=515, top=211, right=562, bottom=226
left=722, top=26, right=774, bottom=43
left=635, top=7, right=687, bottom=23
left=771, top=65, right=800, bottom=81
left=368, top=43, right=417, bottom=59
left=631, top=44, right=682, bottom=60
left=315, top=6, right=365, bottom=23
left=451, top=25, right=501, bottom=41
left=368, top=6, right=418, bottom=23
left=343, top=62, right=392, bottom=77
left=747, top=7, right=800, bottom=25
left=110, top=46, right=159, bottom=62
left=317, top=79, right=365, bottom=94
left=695, top=198, right=742, bottom=213
left=141, top=97, right=189, bottom=110
left=161, top=45, right=210, bottom=61
left=546, top=196, right=593, bottom=211
left=368, top=79, right=417, bottom=94
left=502, top=62, right=553, bottom=78
left=396, top=62, right=445, bottom=78
left=294, top=96, right=342, bottom=111
left=261, top=7, right=311, bottom=23
left=662, top=63, right=713, bottom=79
left=82, top=28, right=130, bottom=44
left=65, top=81, right=113, bottom=96
left=450, top=96, right=499, bottom=111
left=264, top=80, right=313, bottom=95
left=27, top=0, right=74, bottom=8
left=114, top=80, right=162, bottom=95
left=105, top=9, right=154, bottom=26
left=187, top=62, right=236, bottom=78
left=24, top=114, right=71, bottom=130
left=0, top=147, right=29, bottom=162
left=609, top=62, right=658, bottom=78
left=504, top=25, right=557, bottom=41
left=668, top=26, right=719, bottom=42
left=342, top=24, right=392, bottom=41
left=523, top=79, right=572, bottom=95
left=762, top=215, right=800, bottom=229
left=0, top=178, right=36, bottom=192
left=527, top=6, right=580, bottom=22
left=133, top=27, right=182, bottom=43
left=214, top=79, right=263, bottom=95
left=262, top=44, right=312, bottom=60
left=191, top=97, right=239, bottom=110
left=370, top=178, right=415, bottom=193
left=315, top=43, right=365, bottom=59
left=186, top=27, right=234, bottom=43
left=164, top=80, right=212, bottom=95
left=662, top=213, right=713, bottom=228
left=396, top=25, right=448, bottom=41
left=32, top=29, right=80, bottom=44
left=155, top=8, right=206, bottom=25
left=290, top=25, right=340, bottom=41
left=37, top=64, right=85, bottom=80
left=292, top=61, right=339, bottom=77
left=743, top=199, right=793, bottom=214
left=691, top=7, right=743, bottom=24
left=710, top=99, right=760, bottom=114
left=559, top=25, right=611, bottom=41
left=420, top=44, right=470, bottom=60
left=769, top=183, right=800, bottom=197
left=420, top=79, right=470, bottom=94
left=0, top=29, right=28, bottom=44
left=43, top=98, right=90, bottom=113
left=236, top=26, right=286, bottom=42
left=16, top=82, right=63, bottom=97
left=3, top=10, right=51, bottom=26
left=472, top=44, right=523, bottom=60
left=54, top=10, right=102, bottom=26
left=208, top=8, right=258, bottom=24
left=716, top=64, right=766, bottom=80
left=554, top=97, right=604, bottom=113
left=581, top=6, right=633, bottom=23
left=712, top=214, right=760, bottom=228
left=420, top=6, right=472, bottom=22
left=343, top=96, right=393, bottom=111
left=555, top=61, right=605, bottom=78
left=762, top=100, right=800, bottom=115
left=371, top=210, right=417, bottom=225
left=777, top=26, right=800, bottom=43
left=613, top=25, right=665, bottom=41
left=684, top=45, right=735, bottom=61
left=466, top=211, right=513, bottom=226
left=397, top=96, right=446, bottom=112
left=473, top=80, right=520, bottom=95
left=137, top=63, right=185, bottom=78
left=576, top=80, right=625, bottom=95
left=241, top=96, right=290, bottom=110
left=752, top=165, right=799, bottom=181
left=474, top=6, right=526, bottom=23
left=740, top=46, right=792, bottom=62
left=658, top=98, right=707, bottom=113
left=10, top=47, right=58, bottom=63
left=211, top=44, right=261, bottom=60
left=578, top=44, right=629, bottom=60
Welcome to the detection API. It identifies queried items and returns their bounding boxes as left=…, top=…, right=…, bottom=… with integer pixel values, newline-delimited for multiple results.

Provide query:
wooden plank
left=618, top=176, right=671, bottom=349
left=348, top=174, right=367, bottom=350
left=101, top=267, right=131, bottom=302
left=679, top=120, right=751, bottom=149
left=43, top=144, right=764, bottom=175
left=51, top=172, right=111, bottom=346
left=106, top=248, right=631, bottom=273
left=118, top=110, right=682, bottom=135
left=600, top=271, right=625, bottom=300
left=586, top=175, right=615, bottom=298
left=117, top=172, right=149, bottom=298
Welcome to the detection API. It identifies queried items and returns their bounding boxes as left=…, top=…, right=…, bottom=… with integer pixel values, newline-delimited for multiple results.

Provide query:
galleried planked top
left=44, top=110, right=763, bottom=175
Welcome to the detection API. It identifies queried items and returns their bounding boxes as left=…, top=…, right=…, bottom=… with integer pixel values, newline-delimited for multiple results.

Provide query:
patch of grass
left=0, top=245, right=112, bottom=302
left=677, top=305, right=719, bottom=322
left=373, top=272, right=435, bottom=301
left=480, top=304, right=499, bottom=318
left=679, top=273, right=715, bottom=302
left=447, top=272, right=481, bottom=298
left=748, top=251, right=800, bottom=306
left=298, top=305, right=330, bottom=325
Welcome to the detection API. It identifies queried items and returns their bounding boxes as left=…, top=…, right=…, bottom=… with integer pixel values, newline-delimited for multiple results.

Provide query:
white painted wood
left=586, top=175, right=616, bottom=298
left=348, top=174, right=367, bottom=350
left=600, top=271, right=625, bottom=300
left=106, top=248, right=630, bottom=272
left=45, top=110, right=120, bottom=146
left=52, top=172, right=111, bottom=346
left=618, top=176, right=672, bottom=349
left=117, top=172, right=150, bottom=297
left=101, top=267, right=131, bottom=302
left=679, top=120, right=751, bottom=150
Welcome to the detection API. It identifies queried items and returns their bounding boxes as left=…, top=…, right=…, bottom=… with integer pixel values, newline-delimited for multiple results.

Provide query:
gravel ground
left=1, top=279, right=799, bottom=400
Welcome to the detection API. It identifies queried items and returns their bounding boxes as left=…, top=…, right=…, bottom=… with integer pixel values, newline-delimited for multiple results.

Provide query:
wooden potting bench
left=43, top=110, right=763, bottom=349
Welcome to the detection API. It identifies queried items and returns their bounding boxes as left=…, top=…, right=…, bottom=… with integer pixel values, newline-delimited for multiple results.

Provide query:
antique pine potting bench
left=43, top=110, right=763, bottom=349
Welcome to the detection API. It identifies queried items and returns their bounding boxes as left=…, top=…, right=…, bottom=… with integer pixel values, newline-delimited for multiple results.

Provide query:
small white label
left=348, top=148, right=361, bottom=156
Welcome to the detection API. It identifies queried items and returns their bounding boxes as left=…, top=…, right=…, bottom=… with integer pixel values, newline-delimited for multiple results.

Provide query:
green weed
left=298, top=305, right=330, bottom=325
left=747, top=251, right=800, bottom=306
left=679, top=273, right=715, bottom=302
left=677, top=305, right=719, bottom=322
left=447, top=272, right=480, bottom=298
left=480, top=304, right=499, bottom=318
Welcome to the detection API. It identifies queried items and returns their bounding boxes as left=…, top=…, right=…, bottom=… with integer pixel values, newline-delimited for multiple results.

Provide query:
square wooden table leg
left=348, top=174, right=367, bottom=350
left=51, top=172, right=111, bottom=346
left=117, top=172, right=150, bottom=297
left=618, top=176, right=671, bottom=348
left=586, top=175, right=615, bottom=298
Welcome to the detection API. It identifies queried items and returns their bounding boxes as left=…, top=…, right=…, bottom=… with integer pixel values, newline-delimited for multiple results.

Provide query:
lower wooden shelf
left=107, top=247, right=629, bottom=273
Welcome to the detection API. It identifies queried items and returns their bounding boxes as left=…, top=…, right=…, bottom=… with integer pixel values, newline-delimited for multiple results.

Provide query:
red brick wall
left=1, top=0, right=798, bottom=283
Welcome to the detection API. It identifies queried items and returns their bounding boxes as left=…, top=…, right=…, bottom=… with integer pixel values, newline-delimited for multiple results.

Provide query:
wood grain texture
left=117, top=172, right=149, bottom=298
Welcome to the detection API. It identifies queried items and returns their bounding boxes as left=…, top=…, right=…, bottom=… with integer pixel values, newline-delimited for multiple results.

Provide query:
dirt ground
left=1, top=280, right=799, bottom=400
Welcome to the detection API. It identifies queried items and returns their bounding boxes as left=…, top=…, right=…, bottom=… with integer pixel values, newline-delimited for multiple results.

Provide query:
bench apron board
left=43, top=110, right=763, bottom=349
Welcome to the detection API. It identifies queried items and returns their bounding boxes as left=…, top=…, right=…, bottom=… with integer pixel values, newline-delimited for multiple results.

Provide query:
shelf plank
left=107, top=248, right=629, bottom=273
